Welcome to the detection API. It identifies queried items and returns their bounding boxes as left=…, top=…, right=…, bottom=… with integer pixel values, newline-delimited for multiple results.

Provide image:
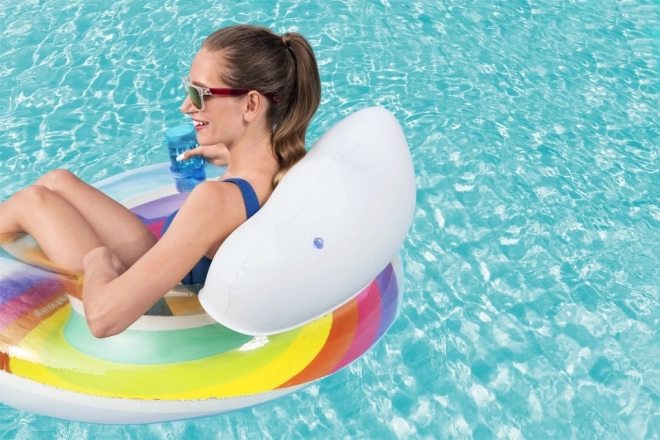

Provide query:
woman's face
left=180, top=48, right=245, bottom=148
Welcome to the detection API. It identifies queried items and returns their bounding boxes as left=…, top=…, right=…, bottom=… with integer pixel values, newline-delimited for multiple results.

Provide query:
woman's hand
left=82, top=246, right=128, bottom=338
left=83, top=246, right=126, bottom=277
left=177, top=143, right=230, bottom=167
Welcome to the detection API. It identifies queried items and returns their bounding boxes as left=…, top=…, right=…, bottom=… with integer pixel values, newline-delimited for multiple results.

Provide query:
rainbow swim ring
left=0, top=107, right=415, bottom=424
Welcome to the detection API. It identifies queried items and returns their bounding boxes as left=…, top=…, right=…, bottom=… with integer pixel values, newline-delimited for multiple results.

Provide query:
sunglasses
left=183, top=76, right=280, bottom=111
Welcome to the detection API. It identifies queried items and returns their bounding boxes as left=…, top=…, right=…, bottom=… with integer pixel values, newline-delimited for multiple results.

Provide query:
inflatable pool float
left=0, top=107, right=415, bottom=424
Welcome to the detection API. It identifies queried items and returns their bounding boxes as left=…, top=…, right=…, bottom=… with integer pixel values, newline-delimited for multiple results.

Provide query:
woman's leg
left=0, top=170, right=157, bottom=271
left=0, top=185, right=108, bottom=272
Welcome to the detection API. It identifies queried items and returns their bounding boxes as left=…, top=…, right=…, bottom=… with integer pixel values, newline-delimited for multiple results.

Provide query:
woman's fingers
left=176, top=146, right=204, bottom=162
left=176, top=144, right=229, bottom=167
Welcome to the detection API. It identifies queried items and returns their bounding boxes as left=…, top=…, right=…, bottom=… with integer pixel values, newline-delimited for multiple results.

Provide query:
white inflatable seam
left=276, top=157, right=337, bottom=227
left=252, top=277, right=375, bottom=334
left=268, top=110, right=377, bottom=229
left=276, top=109, right=378, bottom=227
left=336, top=106, right=378, bottom=157
left=223, top=226, right=276, bottom=318
left=68, top=295, right=217, bottom=331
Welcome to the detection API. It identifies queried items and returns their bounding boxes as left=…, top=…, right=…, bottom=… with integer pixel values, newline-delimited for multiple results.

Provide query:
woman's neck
left=223, top=131, right=279, bottom=180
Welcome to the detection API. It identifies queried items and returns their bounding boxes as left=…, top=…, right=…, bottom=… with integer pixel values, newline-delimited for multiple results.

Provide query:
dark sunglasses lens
left=187, top=86, right=203, bottom=109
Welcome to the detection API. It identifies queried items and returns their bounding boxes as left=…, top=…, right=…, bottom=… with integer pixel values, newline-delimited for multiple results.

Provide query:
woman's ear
left=243, top=91, right=262, bottom=123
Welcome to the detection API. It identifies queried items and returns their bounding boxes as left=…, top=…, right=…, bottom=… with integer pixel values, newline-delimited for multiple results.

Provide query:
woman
left=0, top=24, right=322, bottom=338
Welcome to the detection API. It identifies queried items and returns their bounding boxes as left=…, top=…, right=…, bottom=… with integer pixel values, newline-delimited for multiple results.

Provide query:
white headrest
left=199, top=106, right=416, bottom=335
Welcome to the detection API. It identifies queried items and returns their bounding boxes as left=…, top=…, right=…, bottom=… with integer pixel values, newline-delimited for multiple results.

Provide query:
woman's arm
left=82, top=180, right=248, bottom=338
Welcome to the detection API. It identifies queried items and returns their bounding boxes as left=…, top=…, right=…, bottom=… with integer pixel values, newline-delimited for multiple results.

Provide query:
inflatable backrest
left=199, top=106, right=416, bottom=335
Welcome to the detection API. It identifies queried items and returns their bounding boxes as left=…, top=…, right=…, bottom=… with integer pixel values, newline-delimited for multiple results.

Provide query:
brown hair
left=202, top=25, right=321, bottom=187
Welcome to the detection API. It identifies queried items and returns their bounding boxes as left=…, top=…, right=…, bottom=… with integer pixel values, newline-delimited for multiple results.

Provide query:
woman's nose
left=180, top=96, right=195, bottom=114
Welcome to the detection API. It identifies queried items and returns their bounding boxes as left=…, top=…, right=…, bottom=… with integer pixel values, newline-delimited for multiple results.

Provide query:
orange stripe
left=17, top=247, right=82, bottom=280
left=278, top=298, right=359, bottom=388
left=59, top=275, right=83, bottom=300
left=0, top=351, right=9, bottom=373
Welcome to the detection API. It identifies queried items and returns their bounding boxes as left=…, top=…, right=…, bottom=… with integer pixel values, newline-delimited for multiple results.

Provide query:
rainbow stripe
left=0, top=167, right=403, bottom=401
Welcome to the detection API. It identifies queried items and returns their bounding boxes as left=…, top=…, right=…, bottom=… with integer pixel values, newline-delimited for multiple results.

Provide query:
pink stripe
left=147, top=219, right=166, bottom=239
left=332, top=281, right=382, bottom=372
left=0, top=279, right=63, bottom=330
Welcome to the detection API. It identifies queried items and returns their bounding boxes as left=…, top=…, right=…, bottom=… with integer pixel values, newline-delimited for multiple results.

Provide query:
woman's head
left=184, top=24, right=321, bottom=187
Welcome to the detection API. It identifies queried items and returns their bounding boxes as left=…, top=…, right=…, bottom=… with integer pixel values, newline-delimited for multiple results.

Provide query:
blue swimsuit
left=160, top=178, right=261, bottom=285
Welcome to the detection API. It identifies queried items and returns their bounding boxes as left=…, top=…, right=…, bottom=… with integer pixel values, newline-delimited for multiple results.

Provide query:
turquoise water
left=1, top=0, right=659, bottom=438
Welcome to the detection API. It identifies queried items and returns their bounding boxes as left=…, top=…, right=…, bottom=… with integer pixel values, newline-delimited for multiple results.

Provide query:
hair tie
left=286, top=44, right=297, bottom=77
left=283, top=40, right=297, bottom=103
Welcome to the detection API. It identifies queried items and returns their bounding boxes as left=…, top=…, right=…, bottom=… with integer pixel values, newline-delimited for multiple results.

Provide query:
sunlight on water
left=1, top=0, right=659, bottom=438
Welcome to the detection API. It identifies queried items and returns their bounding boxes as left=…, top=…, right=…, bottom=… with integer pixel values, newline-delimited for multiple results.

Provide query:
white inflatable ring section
left=199, top=107, right=416, bottom=335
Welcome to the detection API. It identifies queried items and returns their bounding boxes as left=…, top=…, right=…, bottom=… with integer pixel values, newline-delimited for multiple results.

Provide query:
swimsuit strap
left=222, top=178, right=261, bottom=219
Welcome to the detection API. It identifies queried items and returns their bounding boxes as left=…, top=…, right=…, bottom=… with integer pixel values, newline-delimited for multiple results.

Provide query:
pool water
left=1, top=0, right=659, bottom=438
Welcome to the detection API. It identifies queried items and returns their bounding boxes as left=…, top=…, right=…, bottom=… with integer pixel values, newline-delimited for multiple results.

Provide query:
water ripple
left=1, top=0, right=659, bottom=438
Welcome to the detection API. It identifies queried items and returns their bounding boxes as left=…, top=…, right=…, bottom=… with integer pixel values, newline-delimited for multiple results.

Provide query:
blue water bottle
left=164, top=124, right=206, bottom=192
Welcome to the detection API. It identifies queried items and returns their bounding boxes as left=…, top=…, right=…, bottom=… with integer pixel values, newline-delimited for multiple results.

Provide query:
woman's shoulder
left=179, top=180, right=247, bottom=223
left=222, top=172, right=275, bottom=208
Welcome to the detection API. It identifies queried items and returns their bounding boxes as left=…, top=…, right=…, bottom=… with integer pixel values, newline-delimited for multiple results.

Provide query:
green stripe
left=64, top=310, right=251, bottom=365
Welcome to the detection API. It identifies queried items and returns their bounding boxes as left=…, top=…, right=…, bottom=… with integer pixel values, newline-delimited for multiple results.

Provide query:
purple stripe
left=375, top=264, right=399, bottom=341
left=0, top=271, right=47, bottom=307
left=0, top=278, right=64, bottom=328
left=375, top=264, right=393, bottom=298
left=130, top=193, right=188, bottom=220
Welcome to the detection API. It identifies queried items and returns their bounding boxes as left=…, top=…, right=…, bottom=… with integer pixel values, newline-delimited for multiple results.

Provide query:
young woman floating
left=0, top=24, right=321, bottom=337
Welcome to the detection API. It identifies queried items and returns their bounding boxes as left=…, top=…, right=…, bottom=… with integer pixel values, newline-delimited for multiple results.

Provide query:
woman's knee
left=34, top=169, right=80, bottom=192
left=15, top=184, right=56, bottom=206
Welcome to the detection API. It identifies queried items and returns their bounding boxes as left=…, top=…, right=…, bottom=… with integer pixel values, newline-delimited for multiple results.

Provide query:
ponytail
left=202, top=25, right=322, bottom=188
left=272, top=33, right=321, bottom=187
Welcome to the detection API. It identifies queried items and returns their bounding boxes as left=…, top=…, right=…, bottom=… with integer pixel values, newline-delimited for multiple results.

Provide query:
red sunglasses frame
left=183, top=76, right=280, bottom=111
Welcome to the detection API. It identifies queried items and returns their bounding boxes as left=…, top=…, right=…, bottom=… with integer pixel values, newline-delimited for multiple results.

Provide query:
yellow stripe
left=10, top=308, right=90, bottom=394
left=164, top=314, right=333, bottom=399
left=11, top=307, right=333, bottom=399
